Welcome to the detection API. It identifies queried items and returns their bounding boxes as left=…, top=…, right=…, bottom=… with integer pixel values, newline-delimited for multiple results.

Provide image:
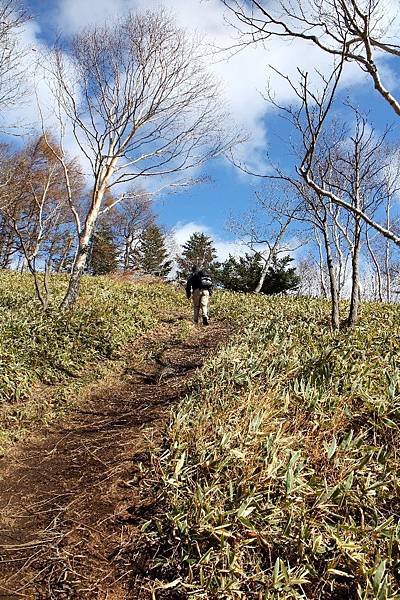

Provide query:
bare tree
left=365, top=225, right=383, bottom=300
left=271, top=64, right=400, bottom=243
left=47, top=10, right=236, bottom=308
left=0, top=135, right=82, bottom=308
left=296, top=254, right=324, bottom=297
left=0, top=0, right=29, bottom=116
left=0, top=144, right=17, bottom=266
left=228, top=187, right=303, bottom=293
left=377, top=157, right=400, bottom=302
left=221, top=0, right=400, bottom=252
left=112, top=190, right=154, bottom=271
left=322, top=113, right=399, bottom=322
left=365, top=193, right=400, bottom=304
left=222, top=0, right=400, bottom=117
left=0, top=1, right=29, bottom=259
left=0, top=213, right=16, bottom=267
left=269, top=182, right=345, bottom=328
left=247, top=98, right=395, bottom=327
left=89, top=189, right=155, bottom=272
left=305, top=192, right=343, bottom=329
left=299, top=109, right=394, bottom=326
left=323, top=111, right=387, bottom=325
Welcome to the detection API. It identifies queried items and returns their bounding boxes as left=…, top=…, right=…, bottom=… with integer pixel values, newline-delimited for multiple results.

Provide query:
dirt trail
left=0, top=315, right=227, bottom=599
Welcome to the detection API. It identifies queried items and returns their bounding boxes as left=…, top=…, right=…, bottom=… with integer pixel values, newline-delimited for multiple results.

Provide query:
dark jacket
left=186, top=270, right=213, bottom=298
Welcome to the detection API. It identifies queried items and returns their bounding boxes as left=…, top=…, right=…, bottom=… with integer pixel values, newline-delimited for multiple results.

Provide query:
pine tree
left=212, top=253, right=262, bottom=292
left=176, top=232, right=217, bottom=278
left=89, top=223, right=119, bottom=275
left=213, top=253, right=300, bottom=294
left=262, top=255, right=300, bottom=295
left=136, top=224, right=172, bottom=277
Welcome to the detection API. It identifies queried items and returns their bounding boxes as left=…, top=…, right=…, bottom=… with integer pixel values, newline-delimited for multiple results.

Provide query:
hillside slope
left=0, top=273, right=186, bottom=450
left=1, top=278, right=399, bottom=599
left=151, top=293, right=400, bottom=599
left=0, top=301, right=228, bottom=598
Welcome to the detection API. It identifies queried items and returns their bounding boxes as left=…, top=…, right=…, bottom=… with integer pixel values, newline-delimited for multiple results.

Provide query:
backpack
left=200, top=274, right=212, bottom=290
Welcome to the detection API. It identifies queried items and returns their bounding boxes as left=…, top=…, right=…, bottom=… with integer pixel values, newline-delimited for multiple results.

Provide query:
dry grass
left=0, top=273, right=186, bottom=451
left=146, top=293, right=400, bottom=599
left=0, top=314, right=226, bottom=599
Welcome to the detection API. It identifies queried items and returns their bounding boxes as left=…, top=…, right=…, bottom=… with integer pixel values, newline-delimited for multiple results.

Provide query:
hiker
left=186, top=265, right=213, bottom=325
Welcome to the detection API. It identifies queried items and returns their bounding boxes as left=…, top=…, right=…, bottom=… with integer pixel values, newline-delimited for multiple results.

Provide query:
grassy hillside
left=0, top=272, right=186, bottom=448
left=2, top=274, right=399, bottom=597
left=155, top=293, right=400, bottom=599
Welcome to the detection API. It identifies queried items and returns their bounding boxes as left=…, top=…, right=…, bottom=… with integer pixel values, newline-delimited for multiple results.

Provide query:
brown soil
left=0, top=315, right=228, bottom=599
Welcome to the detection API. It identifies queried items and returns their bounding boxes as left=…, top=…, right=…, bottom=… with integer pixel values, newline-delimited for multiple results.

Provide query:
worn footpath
left=0, top=314, right=228, bottom=599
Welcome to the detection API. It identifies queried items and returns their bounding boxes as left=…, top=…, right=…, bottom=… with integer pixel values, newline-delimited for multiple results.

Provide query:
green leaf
left=344, top=471, right=354, bottom=491
left=238, top=516, right=255, bottom=529
left=373, top=560, right=386, bottom=595
left=272, top=558, right=280, bottom=585
left=286, top=468, right=294, bottom=494
left=327, top=436, right=337, bottom=459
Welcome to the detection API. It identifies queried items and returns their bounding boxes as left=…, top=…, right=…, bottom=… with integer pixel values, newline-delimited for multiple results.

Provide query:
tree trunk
left=315, top=227, right=328, bottom=299
left=26, top=258, right=49, bottom=310
left=62, top=195, right=103, bottom=308
left=347, top=217, right=362, bottom=328
left=123, top=239, right=129, bottom=271
left=60, top=230, right=92, bottom=308
left=61, top=166, right=115, bottom=308
left=254, top=254, right=273, bottom=293
left=365, top=227, right=383, bottom=302
left=385, top=205, right=391, bottom=303
left=386, top=241, right=391, bottom=303
left=123, top=234, right=134, bottom=271
left=322, top=222, right=340, bottom=330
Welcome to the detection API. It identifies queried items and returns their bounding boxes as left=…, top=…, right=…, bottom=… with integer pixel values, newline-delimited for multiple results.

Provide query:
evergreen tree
left=176, top=232, right=217, bottom=278
left=136, top=224, right=172, bottom=277
left=89, top=223, right=119, bottom=275
left=213, top=253, right=300, bottom=294
left=211, top=253, right=261, bottom=292
left=262, top=255, right=301, bottom=295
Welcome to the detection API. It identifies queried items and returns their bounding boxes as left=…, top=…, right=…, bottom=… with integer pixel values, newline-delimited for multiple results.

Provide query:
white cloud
left=53, top=0, right=371, bottom=172
left=171, top=220, right=247, bottom=262
left=1, top=20, right=85, bottom=164
left=5, top=0, right=395, bottom=178
left=54, top=0, right=129, bottom=33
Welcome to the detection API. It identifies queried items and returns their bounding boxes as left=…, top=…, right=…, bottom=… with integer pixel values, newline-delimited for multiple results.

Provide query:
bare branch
left=45, top=9, right=239, bottom=307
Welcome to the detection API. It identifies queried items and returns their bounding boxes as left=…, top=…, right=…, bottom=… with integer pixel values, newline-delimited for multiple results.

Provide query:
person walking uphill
left=186, top=265, right=213, bottom=325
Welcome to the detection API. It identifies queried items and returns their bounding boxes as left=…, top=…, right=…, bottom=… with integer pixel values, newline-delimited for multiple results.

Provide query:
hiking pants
left=192, top=288, right=209, bottom=323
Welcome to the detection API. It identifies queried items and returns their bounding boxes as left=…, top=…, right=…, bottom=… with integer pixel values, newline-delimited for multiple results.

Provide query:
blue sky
left=13, top=0, right=400, bottom=261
